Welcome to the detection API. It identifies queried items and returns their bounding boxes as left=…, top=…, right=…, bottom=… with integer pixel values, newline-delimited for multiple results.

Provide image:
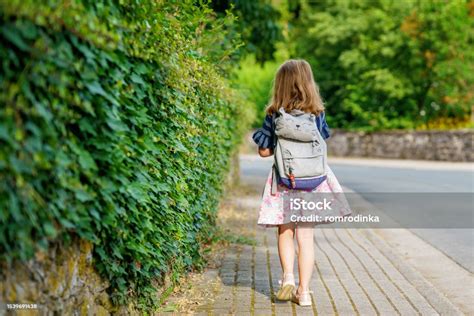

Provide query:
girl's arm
left=316, top=112, right=331, bottom=139
left=252, top=114, right=275, bottom=157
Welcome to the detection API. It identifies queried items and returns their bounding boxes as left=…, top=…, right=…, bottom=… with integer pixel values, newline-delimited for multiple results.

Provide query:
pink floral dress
left=257, top=165, right=352, bottom=227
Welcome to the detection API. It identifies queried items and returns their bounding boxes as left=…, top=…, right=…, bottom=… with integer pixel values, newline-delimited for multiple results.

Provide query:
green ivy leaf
left=78, top=149, right=98, bottom=171
left=1, top=24, right=30, bottom=51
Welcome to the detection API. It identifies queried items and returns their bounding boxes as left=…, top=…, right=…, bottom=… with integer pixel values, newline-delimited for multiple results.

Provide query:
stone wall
left=327, top=129, right=473, bottom=162
left=0, top=236, right=137, bottom=315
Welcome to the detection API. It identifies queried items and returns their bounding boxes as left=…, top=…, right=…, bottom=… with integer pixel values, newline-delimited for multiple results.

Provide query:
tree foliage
left=210, top=0, right=283, bottom=63
left=291, top=0, right=474, bottom=130
left=0, top=0, right=253, bottom=311
left=235, top=55, right=279, bottom=127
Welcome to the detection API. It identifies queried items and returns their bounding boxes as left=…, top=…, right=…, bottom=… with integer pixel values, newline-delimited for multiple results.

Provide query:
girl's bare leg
left=278, top=223, right=296, bottom=283
left=296, top=223, right=314, bottom=293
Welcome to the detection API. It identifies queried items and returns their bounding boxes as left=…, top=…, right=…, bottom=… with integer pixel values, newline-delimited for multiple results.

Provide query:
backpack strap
left=271, top=111, right=277, bottom=149
left=271, top=165, right=278, bottom=195
left=270, top=111, right=278, bottom=195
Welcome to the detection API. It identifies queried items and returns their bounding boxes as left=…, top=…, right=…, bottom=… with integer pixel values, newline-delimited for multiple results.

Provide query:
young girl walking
left=252, top=59, right=351, bottom=306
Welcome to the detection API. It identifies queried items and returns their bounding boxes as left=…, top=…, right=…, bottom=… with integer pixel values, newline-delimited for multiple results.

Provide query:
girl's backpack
left=270, top=108, right=328, bottom=195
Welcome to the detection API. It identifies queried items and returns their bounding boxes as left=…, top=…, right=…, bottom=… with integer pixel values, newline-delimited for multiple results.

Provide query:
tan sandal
left=275, top=273, right=295, bottom=301
left=291, top=290, right=313, bottom=306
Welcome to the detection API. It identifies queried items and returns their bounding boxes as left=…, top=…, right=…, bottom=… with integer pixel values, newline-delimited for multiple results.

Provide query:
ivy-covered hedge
left=0, top=0, right=252, bottom=310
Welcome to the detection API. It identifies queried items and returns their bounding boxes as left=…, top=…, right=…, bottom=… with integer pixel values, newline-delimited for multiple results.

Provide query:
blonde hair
left=266, top=59, right=325, bottom=115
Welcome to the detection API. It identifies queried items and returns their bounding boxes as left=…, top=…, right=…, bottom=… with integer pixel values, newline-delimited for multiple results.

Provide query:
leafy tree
left=210, top=0, right=283, bottom=63
left=235, top=55, right=278, bottom=127
left=291, top=0, right=473, bottom=130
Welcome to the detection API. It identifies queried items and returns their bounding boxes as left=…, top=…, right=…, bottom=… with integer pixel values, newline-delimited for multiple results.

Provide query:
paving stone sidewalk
left=162, top=150, right=467, bottom=315
left=173, top=192, right=462, bottom=316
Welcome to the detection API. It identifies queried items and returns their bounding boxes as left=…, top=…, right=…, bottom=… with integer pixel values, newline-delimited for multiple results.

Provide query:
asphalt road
left=240, top=155, right=474, bottom=272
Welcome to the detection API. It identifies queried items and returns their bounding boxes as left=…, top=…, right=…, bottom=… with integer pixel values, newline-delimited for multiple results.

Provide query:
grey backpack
left=271, top=108, right=328, bottom=194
